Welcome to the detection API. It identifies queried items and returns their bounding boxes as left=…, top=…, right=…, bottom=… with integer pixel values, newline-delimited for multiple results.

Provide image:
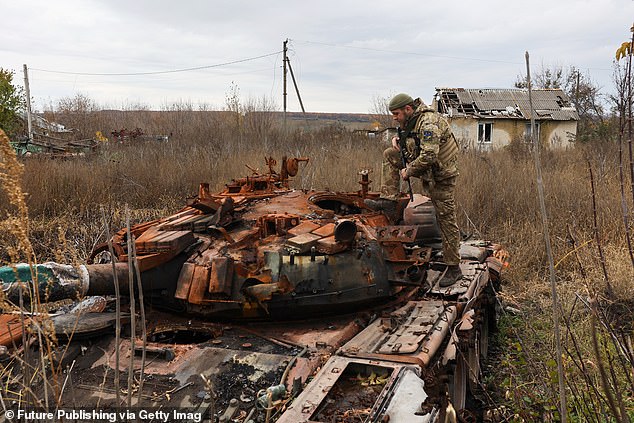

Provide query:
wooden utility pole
left=287, top=59, right=305, bottom=114
left=526, top=51, right=568, bottom=423
left=283, top=39, right=288, bottom=127
left=23, top=64, right=33, bottom=142
left=282, top=39, right=305, bottom=130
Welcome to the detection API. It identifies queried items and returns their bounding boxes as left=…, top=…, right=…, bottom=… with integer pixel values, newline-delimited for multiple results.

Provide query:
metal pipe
left=85, top=263, right=130, bottom=295
left=0, top=263, right=130, bottom=305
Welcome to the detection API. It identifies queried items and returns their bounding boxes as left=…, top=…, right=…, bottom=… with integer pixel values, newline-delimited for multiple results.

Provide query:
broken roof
left=18, top=111, right=72, bottom=133
left=435, top=88, right=579, bottom=121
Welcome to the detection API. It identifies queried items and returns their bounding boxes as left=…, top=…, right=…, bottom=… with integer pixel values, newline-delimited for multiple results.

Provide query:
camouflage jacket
left=403, top=104, right=459, bottom=181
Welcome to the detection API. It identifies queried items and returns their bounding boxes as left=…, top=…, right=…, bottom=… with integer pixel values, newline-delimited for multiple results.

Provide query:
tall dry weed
left=0, top=129, right=35, bottom=264
left=0, top=129, right=65, bottom=412
left=458, top=143, right=633, bottom=421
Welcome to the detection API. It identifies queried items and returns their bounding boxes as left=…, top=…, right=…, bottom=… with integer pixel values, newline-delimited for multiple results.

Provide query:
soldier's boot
left=364, top=198, right=399, bottom=222
left=439, top=264, right=462, bottom=287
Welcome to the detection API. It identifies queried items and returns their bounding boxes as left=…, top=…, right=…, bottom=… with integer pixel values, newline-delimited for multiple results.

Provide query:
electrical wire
left=294, top=39, right=614, bottom=72
left=29, top=51, right=283, bottom=76
left=294, top=39, right=521, bottom=65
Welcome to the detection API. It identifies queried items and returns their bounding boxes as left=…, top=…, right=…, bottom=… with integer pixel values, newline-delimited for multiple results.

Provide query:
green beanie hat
left=389, top=93, right=414, bottom=111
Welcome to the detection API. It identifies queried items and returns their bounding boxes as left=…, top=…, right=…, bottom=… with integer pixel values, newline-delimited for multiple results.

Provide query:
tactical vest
left=415, top=109, right=458, bottom=167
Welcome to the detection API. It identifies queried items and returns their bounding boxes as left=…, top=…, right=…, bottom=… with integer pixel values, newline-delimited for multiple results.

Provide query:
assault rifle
left=397, top=126, right=414, bottom=202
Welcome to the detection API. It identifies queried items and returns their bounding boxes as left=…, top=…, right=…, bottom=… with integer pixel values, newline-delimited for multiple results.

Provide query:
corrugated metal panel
left=436, top=88, right=579, bottom=120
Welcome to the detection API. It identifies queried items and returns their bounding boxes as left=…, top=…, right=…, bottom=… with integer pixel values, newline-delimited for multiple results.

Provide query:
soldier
left=365, top=93, right=462, bottom=287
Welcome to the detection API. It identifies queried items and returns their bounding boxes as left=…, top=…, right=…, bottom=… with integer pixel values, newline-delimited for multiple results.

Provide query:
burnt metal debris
left=0, top=155, right=509, bottom=422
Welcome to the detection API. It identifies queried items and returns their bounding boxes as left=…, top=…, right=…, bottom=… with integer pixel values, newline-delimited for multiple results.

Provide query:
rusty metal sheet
left=154, top=231, right=195, bottom=252
left=339, top=300, right=457, bottom=367
left=155, top=208, right=199, bottom=230
left=258, top=214, right=301, bottom=237
left=311, top=222, right=335, bottom=237
left=131, top=230, right=196, bottom=259
left=276, top=356, right=431, bottom=423
left=158, top=211, right=203, bottom=231
left=174, top=262, right=195, bottom=300
left=191, top=214, right=216, bottom=232
left=145, top=231, right=179, bottom=250
left=316, top=235, right=348, bottom=254
left=134, top=251, right=178, bottom=272
left=487, top=247, right=509, bottom=280
left=361, top=213, right=391, bottom=227
left=410, top=247, right=432, bottom=263
left=134, top=225, right=163, bottom=252
left=376, top=303, right=442, bottom=354
left=241, top=314, right=365, bottom=352
left=188, top=185, right=223, bottom=213
left=0, top=314, right=25, bottom=348
left=208, top=257, right=233, bottom=295
left=188, top=265, right=210, bottom=304
left=287, top=220, right=321, bottom=236
left=373, top=226, right=419, bottom=242
left=229, top=227, right=259, bottom=247
left=170, top=214, right=210, bottom=231
left=381, top=242, right=407, bottom=261
left=286, top=232, right=322, bottom=253
left=242, top=191, right=314, bottom=220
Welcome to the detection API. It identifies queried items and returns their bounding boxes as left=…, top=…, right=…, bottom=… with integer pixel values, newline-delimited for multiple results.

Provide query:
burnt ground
left=10, top=318, right=298, bottom=420
left=214, top=360, right=285, bottom=412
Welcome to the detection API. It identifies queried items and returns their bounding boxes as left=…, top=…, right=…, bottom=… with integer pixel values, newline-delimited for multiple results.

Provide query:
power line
left=294, top=39, right=614, bottom=72
left=30, top=51, right=283, bottom=76
left=294, top=39, right=521, bottom=65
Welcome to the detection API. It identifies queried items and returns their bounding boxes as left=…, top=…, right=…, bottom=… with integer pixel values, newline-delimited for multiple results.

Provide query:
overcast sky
left=2, top=0, right=632, bottom=113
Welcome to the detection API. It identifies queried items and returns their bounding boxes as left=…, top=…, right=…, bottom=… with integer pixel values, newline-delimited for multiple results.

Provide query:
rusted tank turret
left=0, top=155, right=508, bottom=422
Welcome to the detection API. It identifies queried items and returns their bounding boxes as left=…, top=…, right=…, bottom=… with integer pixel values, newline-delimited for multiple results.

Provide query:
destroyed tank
left=0, top=156, right=508, bottom=422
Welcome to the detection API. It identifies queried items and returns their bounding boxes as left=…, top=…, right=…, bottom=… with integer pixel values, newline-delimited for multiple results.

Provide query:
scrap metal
left=0, top=155, right=509, bottom=422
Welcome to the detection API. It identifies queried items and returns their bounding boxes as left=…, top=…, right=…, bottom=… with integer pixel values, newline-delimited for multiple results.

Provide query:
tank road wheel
left=467, top=310, right=493, bottom=396
left=467, top=330, right=481, bottom=394
left=457, top=408, right=478, bottom=423
left=479, top=311, right=490, bottom=361
left=449, top=353, right=468, bottom=411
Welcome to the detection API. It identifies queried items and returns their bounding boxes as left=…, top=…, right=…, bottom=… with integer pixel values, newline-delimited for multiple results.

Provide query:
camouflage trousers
left=380, top=147, right=461, bottom=265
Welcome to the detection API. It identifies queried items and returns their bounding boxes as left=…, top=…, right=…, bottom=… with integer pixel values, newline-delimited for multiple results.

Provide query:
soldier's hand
left=392, top=136, right=400, bottom=150
left=400, top=168, right=409, bottom=180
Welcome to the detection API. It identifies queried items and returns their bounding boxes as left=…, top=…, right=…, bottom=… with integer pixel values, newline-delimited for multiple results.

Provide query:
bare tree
left=55, top=93, right=98, bottom=138
left=515, top=63, right=565, bottom=89
left=516, top=65, right=607, bottom=142
left=368, top=93, right=393, bottom=130
left=242, top=95, right=278, bottom=142
left=224, top=81, right=242, bottom=131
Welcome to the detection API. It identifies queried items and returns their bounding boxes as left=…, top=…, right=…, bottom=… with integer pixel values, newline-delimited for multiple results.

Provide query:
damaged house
left=434, top=88, right=579, bottom=150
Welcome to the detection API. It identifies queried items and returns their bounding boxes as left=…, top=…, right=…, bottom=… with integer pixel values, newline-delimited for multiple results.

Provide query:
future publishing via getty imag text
left=7, top=408, right=205, bottom=422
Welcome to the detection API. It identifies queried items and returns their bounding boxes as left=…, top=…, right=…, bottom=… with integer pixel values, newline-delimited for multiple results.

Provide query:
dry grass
left=1, top=109, right=633, bottom=420
left=456, top=143, right=633, bottom=420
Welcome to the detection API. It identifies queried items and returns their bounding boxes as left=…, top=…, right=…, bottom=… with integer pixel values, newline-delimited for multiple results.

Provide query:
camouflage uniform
left=380, top=103, right=461, bottom=265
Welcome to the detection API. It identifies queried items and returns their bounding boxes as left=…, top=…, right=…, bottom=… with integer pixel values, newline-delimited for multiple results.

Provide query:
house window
left=478, top=122, right=492, bottom=144
left=524, top=122, right=540, bottom=142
